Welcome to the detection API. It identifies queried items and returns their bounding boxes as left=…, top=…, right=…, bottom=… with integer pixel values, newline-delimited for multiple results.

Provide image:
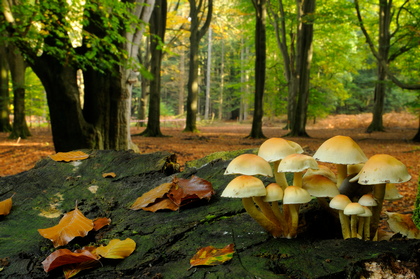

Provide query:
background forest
left=0, top=0, right=419, bottom=150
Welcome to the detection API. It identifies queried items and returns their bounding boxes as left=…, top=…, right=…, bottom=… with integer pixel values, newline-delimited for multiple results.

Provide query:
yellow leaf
left=130, top=182, right=173, bottom=210
left=102, top=172, right=116, bottom=178
left=50, top=151, right=89, bottom=162
left=95, top=238, right=136, bottom=259
left=0, top=197, right=12, bottom=216
left=189, top=244, right=235, bottom=268
left=38, top=206, right=94, bottom=248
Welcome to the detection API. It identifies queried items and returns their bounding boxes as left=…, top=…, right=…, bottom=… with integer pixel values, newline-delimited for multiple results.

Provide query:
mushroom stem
left=287, top=204, right=300, bottom=239
left=253, top=197, right=283, bottom=230
left=274, top=161, right=288, bottom=189
left=336, top=164, right=347, bottom=188
left=271, top=201, right=286, bottom=226
left=358, top=217, right=365, bottom=239
left=364, top=216, right=371, bottom=240
left=338, top=210, right=351, bottom=239
left=242, top=198, right=282, bottom=238
left=293, top=172, right=303, bottom=188
left=350, top=215, right=359, bottom=238
left=370, top=183, right=386, bottom=239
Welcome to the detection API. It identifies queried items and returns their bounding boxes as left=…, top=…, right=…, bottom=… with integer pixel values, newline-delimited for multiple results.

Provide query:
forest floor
left=0, top=112, right=419, bottom=217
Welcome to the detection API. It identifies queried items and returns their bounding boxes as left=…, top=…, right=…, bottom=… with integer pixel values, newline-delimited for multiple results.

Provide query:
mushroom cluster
left=221, top=135, right=411, bottom=241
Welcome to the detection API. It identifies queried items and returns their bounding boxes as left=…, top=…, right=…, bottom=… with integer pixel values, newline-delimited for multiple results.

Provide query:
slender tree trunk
left=140, top=0, right=166, bottom=137
left=218, top=39, right=224, bottom=120
left=413, top=113, right=420, bottom=142
left=248, top=0, right=267, bottom=139
left=184, top=0, right=213, bottom=132
left=7, top=45, right=30, bottom=139
left=204, top=27, right=212, bottom=120
left=288, top=0, right=315, bottom=137
left=366, top=0, right=390, bottom=133
left=0, top=44, right=11, bottom=132
left=138, top=36, right=151, bottom=128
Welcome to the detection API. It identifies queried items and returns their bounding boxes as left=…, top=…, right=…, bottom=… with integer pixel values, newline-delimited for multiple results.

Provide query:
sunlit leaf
left=0, top=196, right=13, bottom=216
left=386, top=212, right=420, bottom=239
left=42, top=248, right=98, bottom=272
left=38, top=206, right=94, bottom=248
left=50, top=151, right=89, bottom=162
left=93, top=217, right=111, bottom=231
left=190, top=244, right=235, bottom=268
left=95, top=238, right=136, bottom=259
left=130, top=182, right=173, bottom=210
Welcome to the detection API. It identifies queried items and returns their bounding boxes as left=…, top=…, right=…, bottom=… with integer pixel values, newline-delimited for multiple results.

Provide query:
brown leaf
left=189, top=244, right=235, bottom=268
left=386, top=212, right=420, bottom=239
left=168, top=176, right=215, bottom=206
left=42, top=248, right=98, bottom=272
left=130, top=182, right=173, bottom=210
left=95, top=238, right=136, bottom=259
left=93, top=217, right=111, bottom=231
left=63, top=260, right=100, bottom=279
left=0, top=197, right=12, bottom=216
left=38, top=206, right=94, bottom=248
left=50, top=151, right=89, bottom=162
left=142, top=198, right=179, bottom=212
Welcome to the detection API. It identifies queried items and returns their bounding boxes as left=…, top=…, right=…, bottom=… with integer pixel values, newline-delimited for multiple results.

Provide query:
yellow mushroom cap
left=358, top=193, right=378, bottom=207
left=277, top=153, right=319, bottom=173
left=302, top=174, right=339, bottom=198
left=329, top=194, right=351, bottom=210
left=313, top=135, right=368, bottom=165
left=358, top=206, right=372, bottom=217
left=221, top=175, right=266, bottom=198
left=343, top=202, right=365, bottom=215
left=283, top=186, right=311, bottom=204
left=350, top=154, right=411, bottom=185
left=263, top=183, right=284, bottom=202
left=258, top=138, right=303, bottom=163
left=224, top=154, right=273, bottom=177
left=303, top=165, right=337, bottom=183
left=384, top=183, right=403, bottom=200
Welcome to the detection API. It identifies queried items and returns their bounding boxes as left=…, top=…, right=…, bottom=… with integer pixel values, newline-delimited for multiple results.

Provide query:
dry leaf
left=168, top=176, right=215, bottom=206
left=42, top=248, right=98, bottom=272
left=50, top=151, right=89, bottom=162
left=102, top=172, right=116, bottom=178
left=130, top=183, right=173, bottom=210
left=190, top=244, right=235, bottom=268
left=93, top=217, right=111, bottom=231
left=63, top=260, right=100, bottom=279
left=142, top=198, right=179, bottom=212
left=386, top=212, right=420, bottom=239
left=38, top=206, right=94, bottom=248
left=0, top=197, right=12, bottom=216
left=95, top=238, right=136, bottom=259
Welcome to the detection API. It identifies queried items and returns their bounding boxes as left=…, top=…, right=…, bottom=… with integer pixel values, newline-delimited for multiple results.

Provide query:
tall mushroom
left=221, top=175, right=282, bottom=237
left=329, top=194, right=352, bottom=239
left=224, top=153, right=273, bottom=177
left=349, top=154, right=411, bottom=239
left=283, top=186, right=312, bottom=238
left=258, top=138, right=303, bottom=189
left=313, top=135, right=368, bottom=188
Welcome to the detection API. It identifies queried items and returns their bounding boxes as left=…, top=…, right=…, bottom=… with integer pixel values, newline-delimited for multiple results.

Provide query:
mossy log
left=0, top=149, right=419, bottom=278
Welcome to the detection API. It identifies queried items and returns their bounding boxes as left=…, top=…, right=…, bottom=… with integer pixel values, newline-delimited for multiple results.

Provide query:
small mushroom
left=357, top=206, right=373, bottom=240
left=278, top=153, right=319, bottom=187
left=262, top=183, right=285, bottom=232
left=283, top=186, right=312, bottom=238
left=329, top=194, right=352, bottom=239
left=258, top=138, right=303, bottom=189
left=224, top=154, right=273, bottom=177
left=221, top=175, right=281, bottom=237
left=344, top=202, right=365, bottom=238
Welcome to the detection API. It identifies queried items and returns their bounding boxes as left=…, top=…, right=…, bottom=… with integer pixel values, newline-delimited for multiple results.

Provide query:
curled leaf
left=38, top=206, right=94, bottom=248
left=95, top=238, right=136, bottom=259
left=189, top=244, right=235, bottom=268
left=130, top=183, right=173, bottom=210
left=93, top=217, right=111, bottom=231
left=102, top=172, right=116, bottom=178
left=42, top=248, right=98, bottom=272
left=386, top=212, right=420, bottom=239
left=0, top=197, right=13, bottom=216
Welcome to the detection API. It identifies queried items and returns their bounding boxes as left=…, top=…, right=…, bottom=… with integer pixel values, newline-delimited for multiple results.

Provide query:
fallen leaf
left=50, top=151, right=89, bottom=162
left=38, top=206, right=94, bottom=248
left=168, top=176, right=215, bottom=206
left=142, top=198, right=179, bottom=212
left=0, top=197, right=12, bottom=216
left=42, top=248, right=98, bottom=272
left=102, top=172, right=116, bottom=178
left=190, top=244, right=235, bottom=268
left=93, top=217, right=111, bottom=231
left=63, top=260, right=100, bottom=279
left=386, top=212, right=420, bottom=239
left=95, top=238, right=136, bottom=259
left=130, top=182, right=173, bottom=210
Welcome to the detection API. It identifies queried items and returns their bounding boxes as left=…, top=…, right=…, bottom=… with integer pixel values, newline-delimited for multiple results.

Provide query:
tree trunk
left=248, top=0, right=267, bottom=139
left=366, top=0, right=390, bottom=133
left=139, top=0, right=167, bottom=137
left=413, top=113, right=420, bottom=142
left=218, top=39, right=224, bottom=120
left=204, top=27, right=212, bottom=121
left=0, top=44, right=11, bottom=132
left=287, top=0, right=315, bottom=137
left=184, top=0, right=213, bottom=132
left=7, top=45, right=31, bottom=139
left=178, top=50, right=185, bottom=115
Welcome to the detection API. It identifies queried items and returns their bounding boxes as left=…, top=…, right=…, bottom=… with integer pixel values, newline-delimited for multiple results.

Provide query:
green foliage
left=24, top=68, right=48, bottom=119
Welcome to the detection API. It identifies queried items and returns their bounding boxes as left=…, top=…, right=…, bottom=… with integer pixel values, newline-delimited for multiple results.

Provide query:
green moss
left=413, top=175, right=420, bottom=229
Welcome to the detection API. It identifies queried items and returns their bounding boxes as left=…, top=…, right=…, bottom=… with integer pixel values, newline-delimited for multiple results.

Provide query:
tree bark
left=7, top=44, right=31, bottom=139
left=139, top=0, right=167, bottom=137
left=248, top=0, right=267, bottom=139
left=0, top=44, right=11, bottom=132
left=184, top=0, right=213, bottom=132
